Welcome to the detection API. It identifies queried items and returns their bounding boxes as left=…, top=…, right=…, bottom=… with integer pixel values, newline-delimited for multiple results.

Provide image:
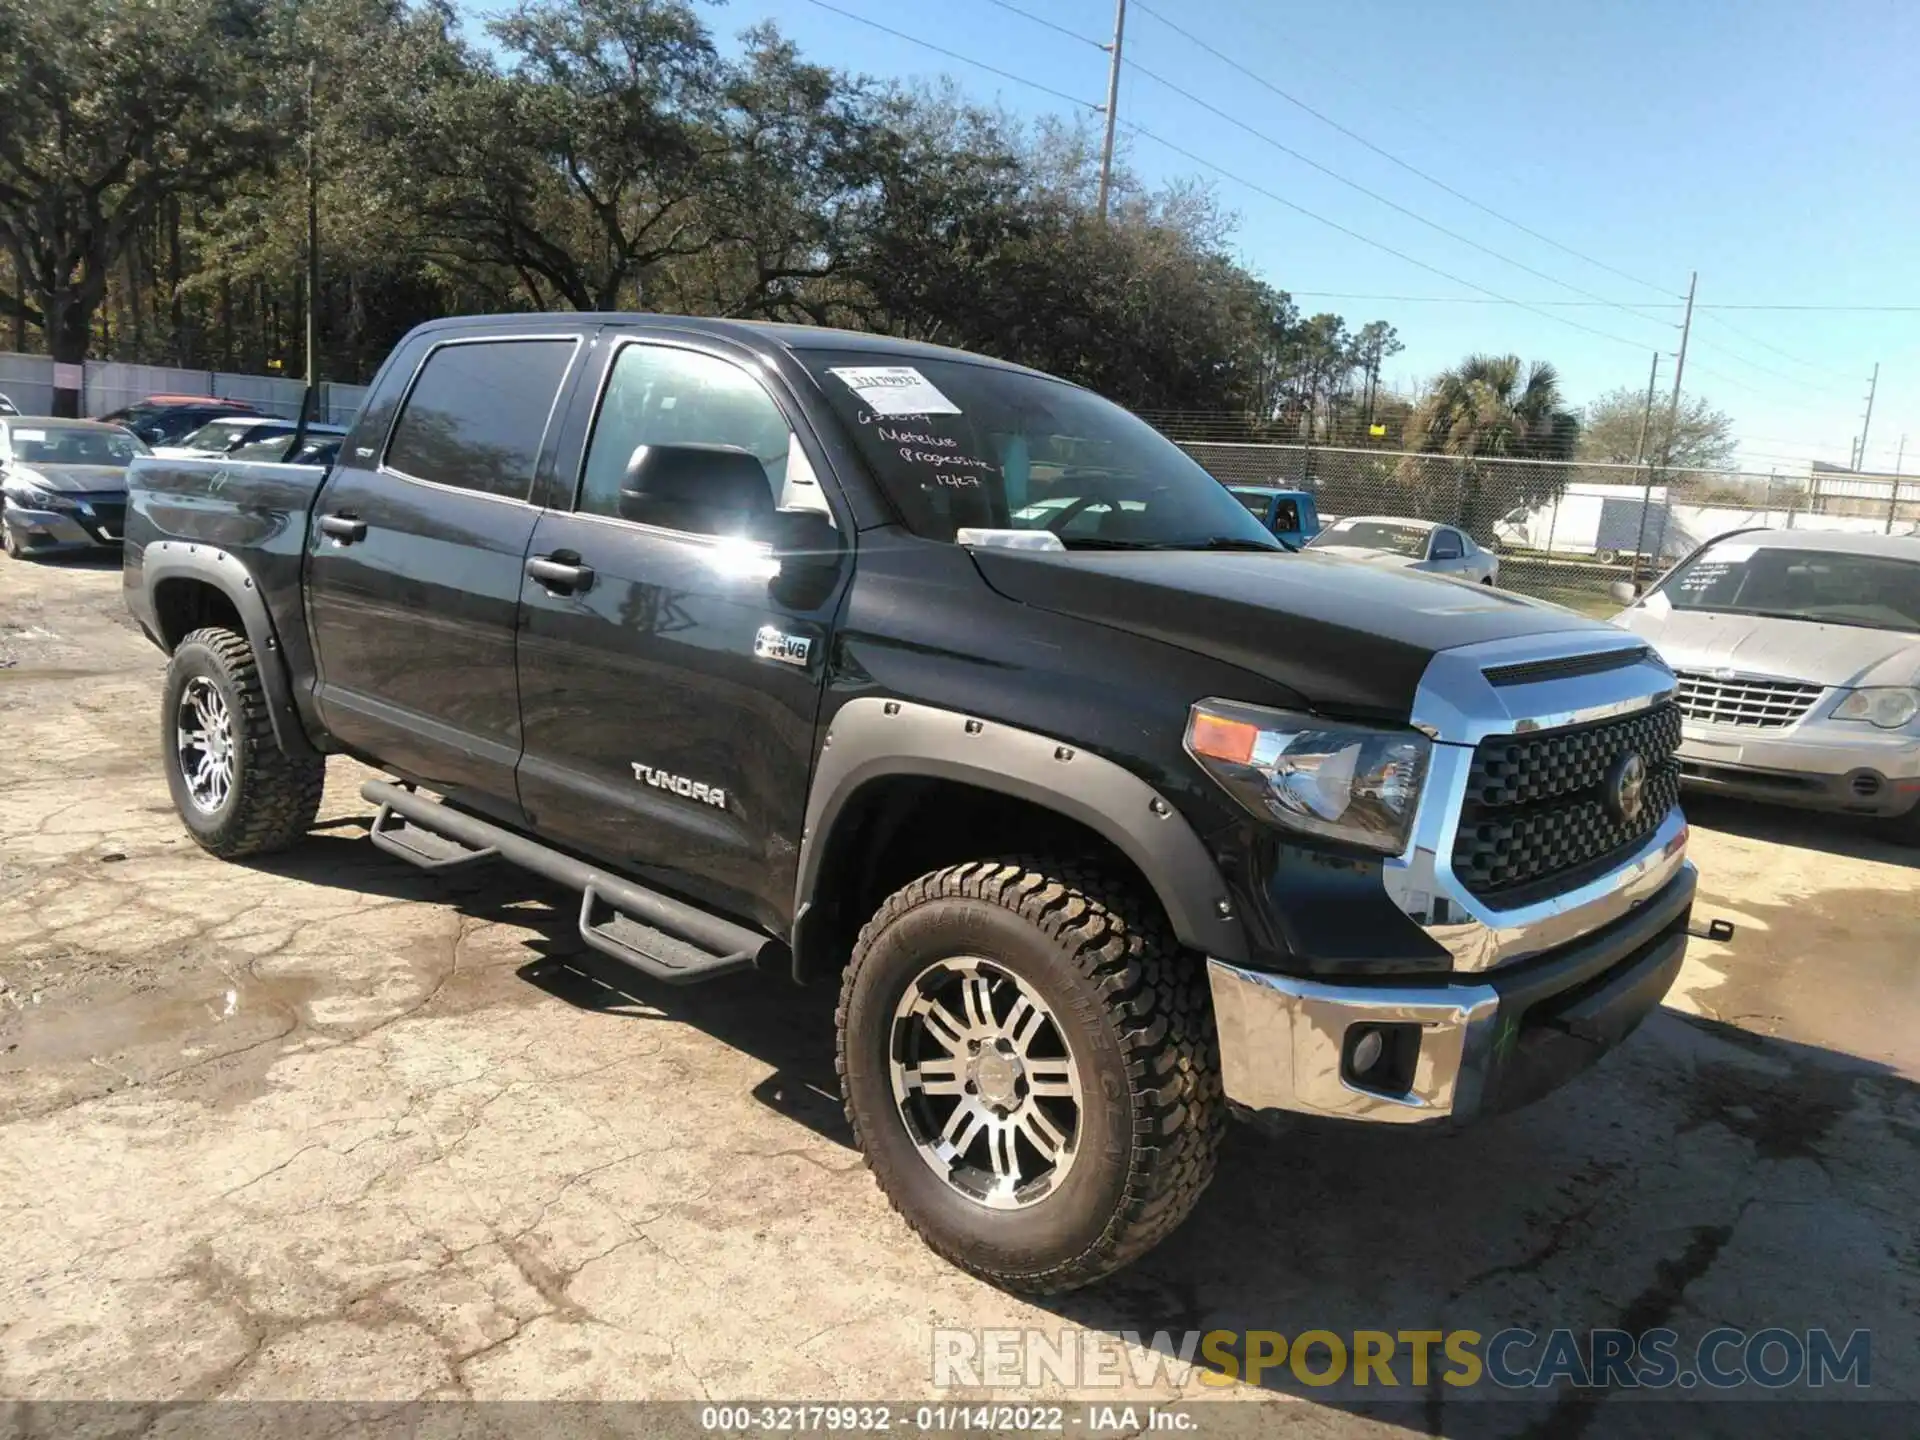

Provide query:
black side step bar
left=362, top=780, right=771, bottom=986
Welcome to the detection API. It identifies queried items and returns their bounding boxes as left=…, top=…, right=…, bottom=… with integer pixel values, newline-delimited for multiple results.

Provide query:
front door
left=305, top=333, right=582, bottom=813
left=515, top=336, right=847, bottom=933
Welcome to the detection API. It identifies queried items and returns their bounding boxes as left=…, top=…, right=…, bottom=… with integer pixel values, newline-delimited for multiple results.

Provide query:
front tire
left=162, top=627, right=325, bottom=858
left=837, top=859, right=1224, bottom=1293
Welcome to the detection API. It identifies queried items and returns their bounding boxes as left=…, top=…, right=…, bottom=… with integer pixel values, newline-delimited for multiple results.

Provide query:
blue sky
left=489, top=0, right=1920, bottom=475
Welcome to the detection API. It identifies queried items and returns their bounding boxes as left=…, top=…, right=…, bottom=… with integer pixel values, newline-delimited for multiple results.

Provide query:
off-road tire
left=163, top=626, right=325, bottom=858
left=836, top=858, right=1225, bottom=1293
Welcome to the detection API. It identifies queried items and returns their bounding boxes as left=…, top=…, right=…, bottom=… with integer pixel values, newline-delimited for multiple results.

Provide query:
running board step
left=370, top=805, right=500, bottom=871
left=361, top=780, right=776, bottom=986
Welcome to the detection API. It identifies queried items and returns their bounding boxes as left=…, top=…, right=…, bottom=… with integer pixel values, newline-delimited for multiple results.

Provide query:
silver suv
left=1612, top=528, right=1920, bottom=838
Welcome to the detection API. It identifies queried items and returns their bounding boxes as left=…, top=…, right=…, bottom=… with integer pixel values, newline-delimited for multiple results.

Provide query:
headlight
left=3, top=481, right=67, bottom=511
left=1185, top=699, right=1431, bottom=854
left=1832, top=687, right=1920, bottom=730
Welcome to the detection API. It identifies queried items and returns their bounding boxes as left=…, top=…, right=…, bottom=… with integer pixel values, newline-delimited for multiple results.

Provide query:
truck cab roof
left=404, top=312, right=1066, bottom=384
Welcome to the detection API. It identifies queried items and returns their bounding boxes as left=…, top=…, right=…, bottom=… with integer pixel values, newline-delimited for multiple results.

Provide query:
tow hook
left=1687, top=917, right=1736, bottom=942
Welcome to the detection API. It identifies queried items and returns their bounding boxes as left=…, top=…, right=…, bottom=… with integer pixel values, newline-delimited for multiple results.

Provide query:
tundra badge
left=631, top=763, right=727, bottom=810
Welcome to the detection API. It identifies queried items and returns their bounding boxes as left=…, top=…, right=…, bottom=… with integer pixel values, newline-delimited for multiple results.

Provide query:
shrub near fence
left=1174, top=441, right=1920, bottom=619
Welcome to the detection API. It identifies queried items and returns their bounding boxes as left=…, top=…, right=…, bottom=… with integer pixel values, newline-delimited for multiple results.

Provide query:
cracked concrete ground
left=1, top=555, right=1915, bottom=1430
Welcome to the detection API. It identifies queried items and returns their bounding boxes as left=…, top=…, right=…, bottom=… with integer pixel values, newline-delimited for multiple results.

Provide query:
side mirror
left=1608, top=580, right=1642, bottom=606
left=617, top=443, right=777, bottom=537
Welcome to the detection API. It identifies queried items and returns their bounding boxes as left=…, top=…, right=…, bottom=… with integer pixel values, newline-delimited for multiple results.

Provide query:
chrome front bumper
left=1208, top=862, right=1697, bottom=1124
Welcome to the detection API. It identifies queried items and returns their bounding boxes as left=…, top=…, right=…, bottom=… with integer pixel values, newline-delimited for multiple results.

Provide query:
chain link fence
left=1174, top=440, right=1920, bottom=617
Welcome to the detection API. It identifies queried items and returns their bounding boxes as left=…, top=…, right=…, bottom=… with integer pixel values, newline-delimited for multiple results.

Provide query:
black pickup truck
left=124, top=314, right=1696, bottom=1291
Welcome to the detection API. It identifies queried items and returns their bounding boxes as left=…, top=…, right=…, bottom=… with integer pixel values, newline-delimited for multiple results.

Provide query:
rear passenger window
left=385, top=338, right=576, bottom=500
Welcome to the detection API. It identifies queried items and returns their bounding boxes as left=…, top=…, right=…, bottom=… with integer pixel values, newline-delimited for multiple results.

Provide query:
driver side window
left=1431, top=529, right=1464, bottom=560
left=578, top=344, right=792, bottom=530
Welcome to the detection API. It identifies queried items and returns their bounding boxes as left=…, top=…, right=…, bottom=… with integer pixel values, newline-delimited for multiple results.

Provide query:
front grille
left=1453, top=701, right=1683, bottom=903
left=1674, top=670, right=1823, bottom=729
left=78, top=497, right=125, bottom=541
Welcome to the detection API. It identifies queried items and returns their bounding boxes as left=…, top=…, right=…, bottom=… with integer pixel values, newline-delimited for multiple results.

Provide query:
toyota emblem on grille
left=1606, top=750, right=1648, bottom=825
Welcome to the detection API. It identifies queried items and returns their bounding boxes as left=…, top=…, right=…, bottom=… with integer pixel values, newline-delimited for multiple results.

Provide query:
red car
left=95, top=395, right=260, bottom=446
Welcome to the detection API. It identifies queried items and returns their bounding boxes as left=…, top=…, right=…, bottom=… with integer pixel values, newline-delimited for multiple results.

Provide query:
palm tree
left=1401, top=354, right=1579, bottom=536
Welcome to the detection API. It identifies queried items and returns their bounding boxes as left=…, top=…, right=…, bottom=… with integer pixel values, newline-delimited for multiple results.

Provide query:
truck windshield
left=1660, top=544, right=1920, bottom=633
left=799, top=350, right=1278, bottom=550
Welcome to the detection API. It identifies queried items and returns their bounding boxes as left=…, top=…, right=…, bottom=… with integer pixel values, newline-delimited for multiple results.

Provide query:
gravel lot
left=1, top=554, right=1915, bottom=1431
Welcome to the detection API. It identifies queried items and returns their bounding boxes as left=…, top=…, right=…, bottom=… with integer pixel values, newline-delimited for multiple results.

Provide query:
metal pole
left=1856, top=362, right=1879, bottom=471
left=1889, top=434, right=1906, bottom=534
left=1095, top=0, right=1127, bottom=221
left=305, top=59, right=319, bottom=391
left=1658, top=272, right=1696, bottom=469
left=1631, top=351, right=1661, bottom=466
left=1628, top=350, right=1664, bottom=584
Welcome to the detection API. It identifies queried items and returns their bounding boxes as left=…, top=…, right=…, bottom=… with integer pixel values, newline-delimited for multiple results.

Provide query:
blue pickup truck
left=1228, top=485, right=1321, bottom=549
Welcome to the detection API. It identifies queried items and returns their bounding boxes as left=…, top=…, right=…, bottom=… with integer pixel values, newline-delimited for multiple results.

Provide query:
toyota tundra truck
left=123, top=314, right=1696, bottom=1292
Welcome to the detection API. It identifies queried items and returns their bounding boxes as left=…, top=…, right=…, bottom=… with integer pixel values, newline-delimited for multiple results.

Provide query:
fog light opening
left=1341, top=1021, right=1422, bottom=1097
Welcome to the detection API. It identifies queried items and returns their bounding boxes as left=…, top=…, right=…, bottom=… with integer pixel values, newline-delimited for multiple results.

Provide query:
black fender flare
left=142, top=541, right=319, bottom=761
left=793, top=697, right=1249, bottom=967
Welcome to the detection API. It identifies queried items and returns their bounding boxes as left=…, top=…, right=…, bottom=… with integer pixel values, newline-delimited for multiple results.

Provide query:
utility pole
left=1095, top=0, right=1127, bottom=221
left=1657, top=271, right=1696, bottom=469
left=1855, top=362, right=1879, bottom=472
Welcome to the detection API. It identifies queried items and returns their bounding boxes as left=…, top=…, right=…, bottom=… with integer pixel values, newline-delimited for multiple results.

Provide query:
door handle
left=526, top=554, right=595, bottom=594
left=317, top=512, right=367, bottom=544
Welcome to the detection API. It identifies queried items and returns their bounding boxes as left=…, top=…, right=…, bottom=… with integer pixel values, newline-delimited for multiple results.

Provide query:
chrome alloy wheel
left=888, top=956, right=1084, bottom=1210
left=175, top=676, right=235, bottom=813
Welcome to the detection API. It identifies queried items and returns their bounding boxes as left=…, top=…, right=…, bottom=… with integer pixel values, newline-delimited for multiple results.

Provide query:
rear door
left=514, top=333, right=848, bottom=932
left=304, top=332, right=583, bottom=816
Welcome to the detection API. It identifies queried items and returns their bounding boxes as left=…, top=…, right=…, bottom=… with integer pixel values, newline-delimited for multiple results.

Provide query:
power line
left=1694, top=303, right=1920, bottom=312
left=1683, top=337, right=1859, bottom=398
left=980, top=0, right=1104, bottom=50
left=1119, top=119, right=1656, bottom=352
left=1697, top=313, right=1859, bottom=382
left=1288, top=293, right=1683, bottom=307
left=1119, top=53, right=1680, bottom=332
left=797, top=1, right=1642, bottom=353
left=1130, top=0, right=1675, bottom=299
left=796, top=0, right=1099, bottom=111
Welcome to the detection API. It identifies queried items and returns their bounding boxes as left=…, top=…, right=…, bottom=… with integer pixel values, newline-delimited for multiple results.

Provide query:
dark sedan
left=1, top=418, right=149, bottom=558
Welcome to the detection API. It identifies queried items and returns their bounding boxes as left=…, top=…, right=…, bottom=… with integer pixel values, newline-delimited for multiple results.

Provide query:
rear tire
left=162, top=627, right=325, bottom=858
left=837, top=858, right=1225, bottom=1293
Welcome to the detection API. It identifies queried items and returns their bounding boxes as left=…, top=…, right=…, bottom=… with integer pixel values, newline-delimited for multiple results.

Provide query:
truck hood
left=969, top=547, right=1618, bottom=719
left=1615, top=602, right=1920, bottom=688
left=8, top=464, right=129, bottom=495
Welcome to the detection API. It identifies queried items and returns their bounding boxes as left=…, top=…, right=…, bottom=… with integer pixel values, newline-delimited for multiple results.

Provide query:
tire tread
left=171, top=627, right=324, bottom=858
left=835, top=856, right=1225, bottom=1293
